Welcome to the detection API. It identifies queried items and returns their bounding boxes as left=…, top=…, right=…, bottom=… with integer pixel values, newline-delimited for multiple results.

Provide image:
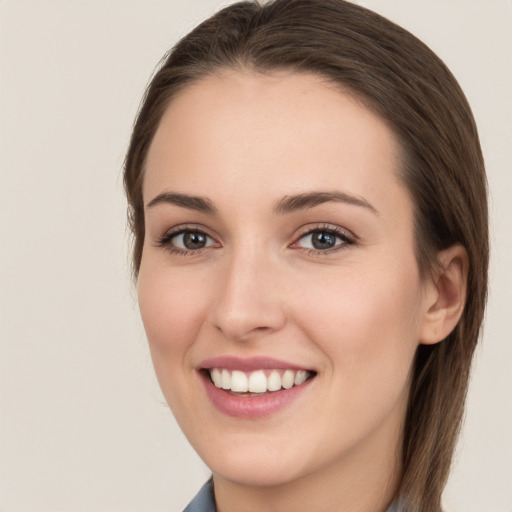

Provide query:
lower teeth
left=230, top=390, right=272, bottom=396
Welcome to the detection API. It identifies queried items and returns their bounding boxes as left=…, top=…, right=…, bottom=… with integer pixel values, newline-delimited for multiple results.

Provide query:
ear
left=419, top=244, right=468, bottom=345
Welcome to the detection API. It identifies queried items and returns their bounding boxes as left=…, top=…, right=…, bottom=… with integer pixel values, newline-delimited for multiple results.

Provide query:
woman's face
left=138, top=71, right=432, bottom=488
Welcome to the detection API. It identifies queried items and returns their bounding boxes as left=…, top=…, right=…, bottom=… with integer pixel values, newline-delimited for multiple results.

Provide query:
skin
left=138, top=71, right=467, bottom=512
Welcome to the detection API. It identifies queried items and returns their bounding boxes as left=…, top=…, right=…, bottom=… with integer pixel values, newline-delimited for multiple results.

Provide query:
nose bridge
left=209, top=238, right=286, bottom=341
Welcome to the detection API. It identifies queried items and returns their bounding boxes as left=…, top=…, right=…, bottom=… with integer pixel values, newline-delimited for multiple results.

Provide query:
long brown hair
left=124, top=1, right=488, bottom=510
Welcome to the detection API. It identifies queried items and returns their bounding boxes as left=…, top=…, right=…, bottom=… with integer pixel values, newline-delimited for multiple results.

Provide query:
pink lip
left=197, top=356, right=316, bottom=419
left=199, top=356, right=310, bottom=372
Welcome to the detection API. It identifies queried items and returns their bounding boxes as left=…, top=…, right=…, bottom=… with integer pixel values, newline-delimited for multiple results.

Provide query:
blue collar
left=183, top=479, right=216, bottom=512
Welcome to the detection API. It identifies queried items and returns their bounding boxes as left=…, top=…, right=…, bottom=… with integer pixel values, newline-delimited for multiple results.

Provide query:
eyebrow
left=273, top=191, right=378, bottom=215
left=146, top=192, right=217, bottom=213
left=146, top=190, right=378, bottom=216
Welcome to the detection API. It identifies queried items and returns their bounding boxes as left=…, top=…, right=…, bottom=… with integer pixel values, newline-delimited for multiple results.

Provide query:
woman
left=124, top=1, right=488, bottom=510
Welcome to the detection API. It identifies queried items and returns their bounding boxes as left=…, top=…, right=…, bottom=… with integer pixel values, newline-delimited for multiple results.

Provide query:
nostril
left=208, top=277, right=287, bottom=341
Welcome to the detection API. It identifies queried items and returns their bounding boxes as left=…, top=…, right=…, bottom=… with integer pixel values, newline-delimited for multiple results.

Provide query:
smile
left=209, top=368, right=312, bottom=394
left=199, top=357, right=316, bottom=418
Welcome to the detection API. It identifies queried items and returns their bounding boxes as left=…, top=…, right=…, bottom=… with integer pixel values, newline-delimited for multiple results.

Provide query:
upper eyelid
left=293, top=223, right=356, bottom=241
left=159, top=223, right=217, bottom=238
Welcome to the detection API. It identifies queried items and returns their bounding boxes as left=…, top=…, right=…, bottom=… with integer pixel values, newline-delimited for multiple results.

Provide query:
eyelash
left=293, top=224, right=356, bottom=255
left=155, top=225, right=217, bottom=256
left=155, top=224, right=356, bottom=256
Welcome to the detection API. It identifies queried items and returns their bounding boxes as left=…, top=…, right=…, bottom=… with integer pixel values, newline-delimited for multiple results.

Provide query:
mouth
left=203, top=368, right=315, bottom=395
left=198, top=357, right=317, bottom=418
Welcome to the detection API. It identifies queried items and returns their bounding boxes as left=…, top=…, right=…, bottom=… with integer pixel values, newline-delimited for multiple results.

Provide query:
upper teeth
left=209, top=368, right=310, bottom=393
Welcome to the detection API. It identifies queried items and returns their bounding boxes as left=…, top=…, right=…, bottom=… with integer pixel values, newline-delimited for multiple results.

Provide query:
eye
left=293, top=226, right=355, bottom=253
left=156, top=228, right=218, bottom=254
left=173, top=231, right=214, bottom=250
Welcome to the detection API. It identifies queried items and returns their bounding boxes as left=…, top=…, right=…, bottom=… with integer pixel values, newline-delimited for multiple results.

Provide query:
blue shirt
left=184, top=479, right=403, bottom=512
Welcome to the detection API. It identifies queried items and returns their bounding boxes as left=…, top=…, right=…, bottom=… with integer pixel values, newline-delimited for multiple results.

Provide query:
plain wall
left=0, top=1, right=510, bottom=510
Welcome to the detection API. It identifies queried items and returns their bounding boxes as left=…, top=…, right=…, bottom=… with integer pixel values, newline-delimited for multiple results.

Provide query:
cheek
left=292, top=259, right=423, bottom=395
left=138, top=265, right=206, bottom=346
left=137, top=265, right=210, bottom=397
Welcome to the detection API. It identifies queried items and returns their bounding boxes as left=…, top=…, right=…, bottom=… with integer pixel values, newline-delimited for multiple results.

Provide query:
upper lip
left=199, top=356, right=313, bottom=372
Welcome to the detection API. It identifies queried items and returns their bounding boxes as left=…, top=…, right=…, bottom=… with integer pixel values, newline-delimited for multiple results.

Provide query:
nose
left=208, top=246, right=287, bottom=343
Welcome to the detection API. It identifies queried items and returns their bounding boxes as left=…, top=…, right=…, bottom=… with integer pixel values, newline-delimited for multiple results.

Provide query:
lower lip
left=199, top=371, right=314, bottom=419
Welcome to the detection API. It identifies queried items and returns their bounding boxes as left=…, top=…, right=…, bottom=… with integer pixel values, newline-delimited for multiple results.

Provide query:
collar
left=183, top=479, right=216, bottom=512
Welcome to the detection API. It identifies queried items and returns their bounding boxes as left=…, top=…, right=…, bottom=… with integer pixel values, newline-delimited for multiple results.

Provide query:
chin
left=210, top=457, right=303, bottom=488
left=196, top=436, right=309, bottom=487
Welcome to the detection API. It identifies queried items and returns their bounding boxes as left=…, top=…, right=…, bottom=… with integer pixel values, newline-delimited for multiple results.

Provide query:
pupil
left=312, top=231, right=336, bottom=250
left=183, top=232, right=206, bottom=249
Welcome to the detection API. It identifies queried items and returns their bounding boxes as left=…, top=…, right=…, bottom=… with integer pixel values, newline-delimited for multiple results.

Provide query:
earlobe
left=419, top=244, right=468, bottom=345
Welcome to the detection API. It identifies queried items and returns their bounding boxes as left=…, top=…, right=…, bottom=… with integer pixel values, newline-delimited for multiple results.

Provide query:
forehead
left=144, top=70, right=408, bottom=217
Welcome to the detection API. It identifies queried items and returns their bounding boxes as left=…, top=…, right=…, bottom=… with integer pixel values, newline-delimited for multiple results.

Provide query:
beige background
left=0, top=1, right=510, bottom=510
